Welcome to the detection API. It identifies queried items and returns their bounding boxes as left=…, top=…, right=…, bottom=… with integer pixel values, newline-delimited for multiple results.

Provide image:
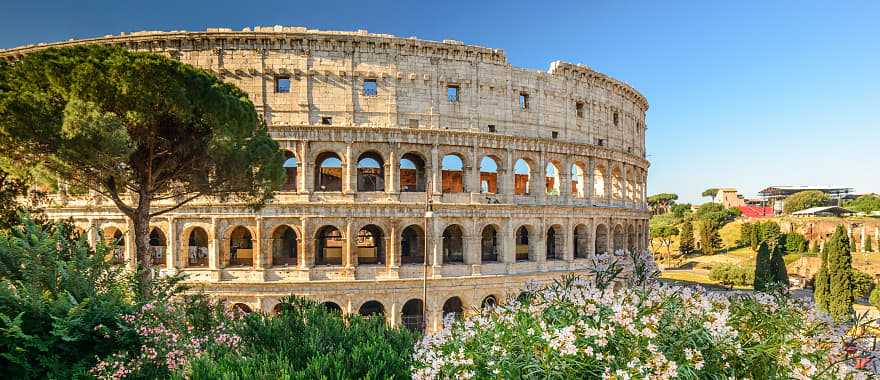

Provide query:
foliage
left=785, top=232, right=808, bottom=253
left=701, top=188, right=719, bottom=198
left=693, top=203, right=739, bottom=229
left=844, top=194, right=880, bottom=214
left=650, top=225, right=678, bottom=259
left=814, top=242, right=831, bottom=312
left=0, top=217, right=139, bottom=379
left=413, top=254, right=866, bottom=379
left=851, top=270, right=874, bottom=300
left=176, top=297, right=418, bottom=380
left=0, top=167, right=44, bottom=230
left=738, top=223, right=754, bottom=248
left=824, top=225, right=855, bottom=322
left=709, top=263, right=755, bottom=287
left=647, top=193, right=678, bottom=214
left=753, top=242, right=773, bottom=291
left=0, top=45, right=285, bottom=278
left=769, top=239, right=790, bottom=288
left=671, top=203, right=692, bottom=219
left=870, top=287, right=880, bottom=310
left=698, top=221, right=720, bottom=255
left=865, top=236, right=873, bottom=253
left=783, top=190, right=830, bottom=214
left=811, top=240, right=820, bottom=254
left=760, top=221, right=782, bottom=246
left=679, top=221, right=695, bottom=256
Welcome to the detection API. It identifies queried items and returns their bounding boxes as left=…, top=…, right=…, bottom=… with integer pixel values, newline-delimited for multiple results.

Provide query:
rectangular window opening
left=597, top=138, right=605, bottom=146
left=321, top=117, right=332, bottom=125
left=363, top=79, right=378, bottom=96
left=576, top=102, right=584, bottom=118
left=487, top=125, right=496, bottom=133
left=551, top=131, right=559, bottom=139
left=447, top=85, right=460, bottom=102
left=408, top=119, right=419, bottom=128
left=275, top=76, right=291, bottom=93
left=519, top=92, right=529, bottom=110
left=613, top=112, right=620, bottom=126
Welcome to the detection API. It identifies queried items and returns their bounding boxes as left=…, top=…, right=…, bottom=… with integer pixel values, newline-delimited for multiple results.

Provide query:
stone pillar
left=386, top=149, right=398, bottom=194
left=343, top=143, right=354, bottom=194
left=586, top=158, right=594, bottom=201
left=621, top=164, right=629, bottom=206
left=166, top=217, right=177, bottom=270
left=560, top=161, right=572, bottom=202
left=125, top=219, right=136, bottom=272
left=604, top=160, right=612, bottom=203
left=588, top=217, right=597, bottom=256
left=537, top=151, right=547, bottom=201
left=468, top=146, right=480, bottom=194
left=209, top=218, right=221, bottom=276
left=501, top=218, right=514, bottom=265
left=87, top=219, right=98, bottom=248
left=430, top=218, right=442, bottom=274
left=389, top=301, right=400, bottom=327
left=463, top=234, right=480, bottom=265
left=300, top=218, right=312, bottom=269
left=254, top=217, right=265, bottom=269
left=503, top=148, right=514, bottom=195
left=430, top=145, right=441, bottom=195
left=535, top=223, right=546, bottom=263
left=300, top=141, right=311, bottom=193
left=387, top=221, right=399, bottom=269
left=565, top=218, right=574, bottom=261
left=344, top=220, right=354, bottom=268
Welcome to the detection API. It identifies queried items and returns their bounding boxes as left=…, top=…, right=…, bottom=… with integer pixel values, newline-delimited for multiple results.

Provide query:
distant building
left=713, top=188, right=746, bottom=209
left=791, top=206, right=854, bottom=218
left=758, top=186, right=854, bottom=214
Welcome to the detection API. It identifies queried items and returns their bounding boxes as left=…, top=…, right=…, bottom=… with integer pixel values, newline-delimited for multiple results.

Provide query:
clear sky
left=2, top=1, right=878, bottom=204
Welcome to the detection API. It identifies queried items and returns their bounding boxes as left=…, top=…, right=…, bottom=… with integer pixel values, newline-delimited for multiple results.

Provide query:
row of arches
left=282, top=149, right=645, bottom=201
left=232, top=294, right=499, bottom=333
left=99, top=221, right=646, bottom=269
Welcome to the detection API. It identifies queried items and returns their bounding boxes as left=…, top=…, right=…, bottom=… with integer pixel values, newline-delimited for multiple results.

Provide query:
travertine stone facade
left=2, top=27, right=650, bottom=332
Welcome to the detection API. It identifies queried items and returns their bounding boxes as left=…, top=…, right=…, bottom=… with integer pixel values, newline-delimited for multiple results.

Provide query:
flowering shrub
left=413, top=251, right=870, bottom=379
left=91, top=295, right=240, bottom=379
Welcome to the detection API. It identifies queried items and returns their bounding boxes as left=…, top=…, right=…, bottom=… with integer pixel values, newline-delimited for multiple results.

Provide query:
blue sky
left=3, top=1, right=878, bottom=203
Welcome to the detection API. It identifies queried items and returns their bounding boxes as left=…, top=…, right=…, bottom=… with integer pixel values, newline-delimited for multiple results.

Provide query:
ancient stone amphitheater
left=1, top=26, right=650, bottom=332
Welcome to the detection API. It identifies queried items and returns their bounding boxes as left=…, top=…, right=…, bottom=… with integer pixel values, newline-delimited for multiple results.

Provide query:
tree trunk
left=132, top=194, right=153, bottom=288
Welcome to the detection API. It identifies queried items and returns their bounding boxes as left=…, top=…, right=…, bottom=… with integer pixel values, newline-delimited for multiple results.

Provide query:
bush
left=783, top=190, right=830, bottom=214
left=709, top=263, right=755, bottom=287
left=0, top=218, right=141, bottom=379
left=413, top=270, right=866, bottom=379
left=785, top=232, right=808, bottom=253
left=845, top=194, right=880, bottom=214
left=176, top=297, right=418, bottom=379
left=870, top=287, right=880, bottom=310
left=852, top=270, right=874, bottom=300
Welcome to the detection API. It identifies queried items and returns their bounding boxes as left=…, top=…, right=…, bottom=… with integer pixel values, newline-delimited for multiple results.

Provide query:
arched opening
left=545, top=162, right=560, bottom=196
left=594, top=164, right=606, bottom=198
left=441, top=154, right=465, bottom=193
left=481, top=295, right=498, bottom=309
left=626, top=171, right=635, bottom=202
left=400, top=225, right=425, bottom=264
left=613, top=224, right=625, bottom=252
left=571, top=163, right=586, bottom=198
left=103, top=227, right=125, bottom=265
left=272, top=225, right=298, bottom=266
left=359, top=300, right=385, bottom=317
left=228, top=226, right=253, bottom=267
left=515, top=226, right=530, bottom=261
left=442, top=225, right=464, bottom=263
left=400, top=153, right=426, bottom=192
left=186, top=227, right=209, bottom=267
left=315, top=152, right=343, bottom=192
left=356, top=224, right=385, bottom=265
left=479, top=156, right=499, bottom=194
left=401, top=299, right=425, bottom=332
left=611, top=166, right=623, bottom=200
left=481, top=225, right=499, bottom=262
left=357, top=152, right=385, bottom=192
left=513, top=159, right=531, bottom=195
left=595, top=224, right=609, bottom=254
left=232, top=303, right=252, bottom=314
left=574, top=224, right=590, bottom=259
left=272, top=303, right=286, bottom=315
left=627, top=224, right=636, bottom=252
left=149, top=227, right=167, bottom=267
left=546, top=225, right=563, bottom=260
left=442, top=297, right=464, bottom=321
left=315, top=226, right=344, bottom=266
left=323, top=301, right=342, bottom=314
left=282, top=151, right=298, bottom=191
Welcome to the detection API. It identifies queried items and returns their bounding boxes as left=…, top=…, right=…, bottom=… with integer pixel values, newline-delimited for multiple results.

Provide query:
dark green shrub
left=852, top=270, right=874, bottom=300
left=785, top=232, right=807, bottom=253
left=710, top=263, right=755, bottom=287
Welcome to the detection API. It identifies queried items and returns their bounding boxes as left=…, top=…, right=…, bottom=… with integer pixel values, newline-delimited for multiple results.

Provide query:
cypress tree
left=753, top=241, right=773, bottom=291
left=811, top=240, right=820, bottom=254
left=769, top=238, right=790, bottom=288
left=739, top=223, right=753, bottom=247
left=826, top=225, right=855, bottom=321
left=814, top=242, right=830, bottom=311
left=866, top=236, right=873, bottom=253
left=750, top=223, right=761, bottom=251
left=679, top=220, right=695, bottom=255
left=700, top=221, right=720, bottom=256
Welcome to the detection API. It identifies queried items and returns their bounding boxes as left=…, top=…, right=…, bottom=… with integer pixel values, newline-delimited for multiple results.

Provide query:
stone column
left=209, top=218, right=221, bottom=280
left=565, top=218, right=574, bottom=261
left=386, top=149, right=398, bottom=194
left=468, top=146, right=480, bottom=194
left=604, top=160, right=613, bottom=203
left=537, top=151, right=547, bottom=201
left=87, top=219, right=98, bottom=248
left=387, top=221, right=399, bottom=269
left=300, top=141, right=311, bottom=193
left=535, top=222, right=546, bottom=263
left=343, top=143, right=354, bottom=194
left=501, top=218, right=514, bottom=265
left=586, top=158, right=594, bottom=201
left=430, top=218, right=442, bottom=274
left=463, top=233, right=480, bottom=265
left=125, top=219, right=136, bottom=272
left=430, top=145, right=441, bottom=195
left=300, top=218, right=313, bottom=269
left=344, top=220, right=354, bottom=268
left=621, top=164, right=629, bottom=206
left=166, top=217, right=177, bottom=270
left=503, top=148, right=514, bottom=195
left=560, top=161, right=572, bottom=203
left=389, top=301, right=400, bottom=327
left=254, top=217, right=265, bottom=269
left=588, top=217, right=597, bottom=256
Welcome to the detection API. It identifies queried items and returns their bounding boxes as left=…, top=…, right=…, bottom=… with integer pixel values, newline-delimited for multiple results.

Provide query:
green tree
left=679, top=220, right=695, bottom=255
left=702, top=188, right=719, bottom=198
left=750, top=223, right=761, bottom=251
left=699, top=221, right=721, bottom=255
left=760, top=221, right=782, bottom=246
left=738, top=222, right=754, bottom=247
left=810, top=240, right=820, bottom=254
left=784, top=232, right=807, bottom=253
left=783, top=190, right=830, bottom=214
left=769, top=238, right=790, bottom=288
left=845, top=194, right=880, bottom=214
left=647, top=193, right=678, bottom=215
left=753, top=241, right=773, bottom=291
left=825, top=225, right=855, bottom=321
left=651, top=225, right=679, bottom=264
left=865, top=235, right=873, bottom=252
left=814, top=242, right=830, bottom=311
left=671, top=203, right=692, bottom=219
left=0, top=46, right=285, bottom=282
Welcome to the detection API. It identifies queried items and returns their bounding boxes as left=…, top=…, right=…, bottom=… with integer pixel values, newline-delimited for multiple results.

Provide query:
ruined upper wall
left=0, top=27, right=649, bottom=157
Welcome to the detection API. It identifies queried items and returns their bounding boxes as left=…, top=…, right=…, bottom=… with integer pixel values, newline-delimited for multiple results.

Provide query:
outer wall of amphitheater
left=1, top=26, right=651, bottom=332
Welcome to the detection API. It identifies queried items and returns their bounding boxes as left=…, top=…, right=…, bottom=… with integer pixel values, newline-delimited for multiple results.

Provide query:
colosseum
left=1, top=26, right=650, bottom=332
